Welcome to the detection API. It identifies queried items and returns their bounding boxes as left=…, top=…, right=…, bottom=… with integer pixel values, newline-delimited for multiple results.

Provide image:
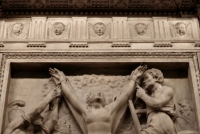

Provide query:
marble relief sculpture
left=7, top=22, right=30, bottom=39
left=88, top=22, right=111, bottom=39
left=49, top=65, right=147, bottom=134
left=4, top=65, right=199, bottom=134
left=47, top=22, right=71, bottom=39
left=135, top=23, right=148, bottom=36
left=129, top=23, right=153, bottom=38
left=174, top=100, right=198, bottom=133
left=135, top=68, right=176, bottom=134
left=170, top=22, right=193, bottom=38
left=4, top=87, right=61, bottom=134
left=54, top=119, right=71, bottom=134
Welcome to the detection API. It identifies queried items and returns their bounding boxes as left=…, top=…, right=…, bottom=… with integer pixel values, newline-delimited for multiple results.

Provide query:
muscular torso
left=83, top=107, right=112, bottom=134
left=147, top=86, right=175, bottom=116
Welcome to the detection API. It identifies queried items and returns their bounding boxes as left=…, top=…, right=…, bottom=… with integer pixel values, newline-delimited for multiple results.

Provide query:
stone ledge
left=69, top=42, right=88, bottom=48
left=154, top=42, right=172, bottom=47
left=195, top=42, right=200, bottom=47
left=0, top=43, right=4, bottom=47
left=27, top=42, right=46, bottom=48
left=112, top=42, right=130, bottom=48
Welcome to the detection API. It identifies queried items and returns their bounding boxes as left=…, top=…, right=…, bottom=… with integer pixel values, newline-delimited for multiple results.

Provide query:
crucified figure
left=49, top=65, right=147, bottom=134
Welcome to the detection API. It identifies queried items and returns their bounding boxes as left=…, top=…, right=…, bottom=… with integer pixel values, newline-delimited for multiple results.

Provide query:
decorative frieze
left=0, top=17, right=199, bottom=42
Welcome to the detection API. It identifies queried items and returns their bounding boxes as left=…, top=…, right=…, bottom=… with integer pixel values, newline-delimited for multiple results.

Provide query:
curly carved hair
left=143, top=68, right=164, bottom=84
left=93, top=22, right=106, bottom=29
left=53, top=22, right=65, bottom=31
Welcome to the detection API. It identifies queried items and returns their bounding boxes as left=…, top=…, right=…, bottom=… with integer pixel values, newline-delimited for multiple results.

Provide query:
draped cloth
left=21, top=114, right=50, bottom=134
left=141, top=112, right=176, bottom=134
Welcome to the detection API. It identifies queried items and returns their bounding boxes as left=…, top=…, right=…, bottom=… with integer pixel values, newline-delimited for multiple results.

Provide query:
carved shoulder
left=162, top=86, right=174, bottom=97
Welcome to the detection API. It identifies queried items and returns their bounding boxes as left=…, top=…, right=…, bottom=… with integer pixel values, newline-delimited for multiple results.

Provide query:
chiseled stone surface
left=0, top=17, right=199, bottom=41
left=0, top=16, right=200, bottom=134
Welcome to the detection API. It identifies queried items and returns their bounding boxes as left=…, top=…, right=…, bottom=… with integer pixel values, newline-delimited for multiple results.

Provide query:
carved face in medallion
left=11, top=23, right=24, bottom=36
left=53, top=22, right=65, bottom=36
left=93, top=22, right=106, bottom=36
left=175, top=22, right=187, bottom=36
left=135, top=23, right=147, bottom=35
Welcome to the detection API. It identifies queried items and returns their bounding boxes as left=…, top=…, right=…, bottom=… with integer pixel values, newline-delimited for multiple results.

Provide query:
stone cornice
left=0, top=0, right=199, bottom=17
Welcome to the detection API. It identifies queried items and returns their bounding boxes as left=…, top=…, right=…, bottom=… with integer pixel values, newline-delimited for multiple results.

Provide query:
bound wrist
left=128, top=76, right=139, bottom=84
left=130, top=75, right=138, bottom=81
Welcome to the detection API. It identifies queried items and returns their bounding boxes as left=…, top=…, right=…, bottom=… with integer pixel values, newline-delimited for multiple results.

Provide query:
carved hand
left=49, top=68, right=66, bottom=82
left=136, top=84, right=146, bottom=98
left=131, top=64, right=147, bottom=80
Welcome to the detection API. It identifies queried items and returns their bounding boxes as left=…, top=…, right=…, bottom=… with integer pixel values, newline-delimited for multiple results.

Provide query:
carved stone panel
left=46, top=18, right=72, bottom=39
left=0, top=20, right=5, bottom=39
left=4, top=19, right=30, bottom=39
left=0, top=17, right=198, bottom=42
left=128, top=18, right=154, bottom=39
left=30, top=17, right=47, bottom=39
left=113, top=17, right=128, bottom=39
left=0, top=53, right=199, bottom=134
left=72, top=17, right=87, bottom=39
left=168, top=20, right=195, bottom=39
left=87, top=18, right=112, bottom=39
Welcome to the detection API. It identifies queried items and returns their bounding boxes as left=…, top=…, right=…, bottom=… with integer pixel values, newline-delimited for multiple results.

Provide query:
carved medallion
left=6, top=22, right=30, bottom=39
left=169, top=22, right=193, bottom=38
left=88, top=22, right=111, bottom=39
left=47, top=22, right=71, bottom=39
left=129, top=22, right=153, bottom=38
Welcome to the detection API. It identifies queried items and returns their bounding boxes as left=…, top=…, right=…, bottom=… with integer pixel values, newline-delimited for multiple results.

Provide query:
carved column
left=197, top=53, right=200, bottom=71
left=72, top=17, right=87, bottom=39
left=191, top=18, right=200, bottom=39
left=0, top=20, right=5, bottom=40
left=152, top=17, right=170, bottom=40
left=30, top=17, right=47, bottom=39
left=112, top=17, right=128, bottom=39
